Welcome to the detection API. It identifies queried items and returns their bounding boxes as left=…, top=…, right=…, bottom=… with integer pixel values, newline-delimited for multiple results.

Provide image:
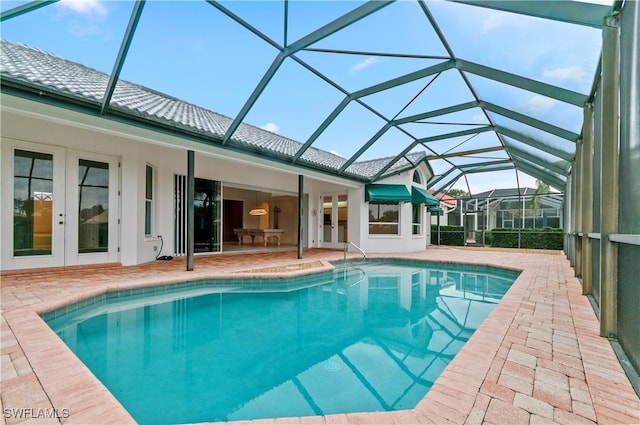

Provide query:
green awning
left=365, top=184, right=412, bottom=202
left=428, top=206, right=444, bottom=213
left=412, top=186, right=440, bottom=206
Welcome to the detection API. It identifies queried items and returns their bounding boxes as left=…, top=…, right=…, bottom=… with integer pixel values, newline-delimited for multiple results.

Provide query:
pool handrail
left=344, top=241, right=366, bottom=263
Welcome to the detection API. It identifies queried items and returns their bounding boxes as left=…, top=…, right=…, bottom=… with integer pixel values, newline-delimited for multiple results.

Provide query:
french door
left=3, top=140, right=119, bottom=270
left=320, top=193, right=348, bottom=248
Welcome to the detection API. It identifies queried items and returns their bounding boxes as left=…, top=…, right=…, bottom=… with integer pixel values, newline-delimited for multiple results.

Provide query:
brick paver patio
left=1, top=247, right=638, bottom=424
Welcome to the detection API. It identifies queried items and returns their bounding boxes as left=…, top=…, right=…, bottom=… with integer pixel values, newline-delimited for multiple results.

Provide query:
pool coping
left=3, top=250, right=639, bottom=424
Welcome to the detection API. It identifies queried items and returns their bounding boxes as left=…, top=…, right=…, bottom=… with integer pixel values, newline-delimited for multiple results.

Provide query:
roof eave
left=1, top=82, right=374, bottom=184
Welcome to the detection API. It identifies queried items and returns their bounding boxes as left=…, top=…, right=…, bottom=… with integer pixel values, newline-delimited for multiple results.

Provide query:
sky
left=0, top=0, right=612, bottom=194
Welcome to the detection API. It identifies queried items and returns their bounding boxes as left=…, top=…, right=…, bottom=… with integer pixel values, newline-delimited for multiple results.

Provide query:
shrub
left=475, top=230, right=492, bottom=246
left=431, top=225, right=464, bottom=246
left=486, top=227, right=563, bottom=250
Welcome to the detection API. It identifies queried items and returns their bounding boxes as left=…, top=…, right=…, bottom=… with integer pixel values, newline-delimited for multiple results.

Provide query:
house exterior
left=428, top=190, right=457, bottom=226
left=1, top=40, right=439, bottom=271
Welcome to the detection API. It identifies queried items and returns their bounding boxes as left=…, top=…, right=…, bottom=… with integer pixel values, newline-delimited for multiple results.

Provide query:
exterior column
left=617, top=0, right=640, bottom=375
left=574, top=140, right=583, bottom=277
left=186, top=150, right=195, bottom=271
left=297, top=174, right=303, bottom=259
left=599, top=15, right=620, bottom=338
left=581, top=104, right=594, bottom=295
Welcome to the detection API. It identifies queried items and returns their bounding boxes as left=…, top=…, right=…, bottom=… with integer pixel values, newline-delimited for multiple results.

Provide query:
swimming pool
left=44, top=259, right=519, bottom=424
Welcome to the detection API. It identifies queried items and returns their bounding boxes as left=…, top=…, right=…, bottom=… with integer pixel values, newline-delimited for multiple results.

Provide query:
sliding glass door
left=194, top=178, right=221, bottom=253
left=174, top=176, right=221, bottom=255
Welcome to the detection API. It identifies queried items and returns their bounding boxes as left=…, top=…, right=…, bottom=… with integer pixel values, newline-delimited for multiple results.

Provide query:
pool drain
left=323, top=361, right=341, bottom=372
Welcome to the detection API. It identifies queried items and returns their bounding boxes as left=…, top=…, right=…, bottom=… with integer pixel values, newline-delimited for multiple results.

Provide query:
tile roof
left=470, top=188, right=536, bottom=199
left=428, top=189, right=457, bottom=206
left=0, top=40, right=428, bottom=182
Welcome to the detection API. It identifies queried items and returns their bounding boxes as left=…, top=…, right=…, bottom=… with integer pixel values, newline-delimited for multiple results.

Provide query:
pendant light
left=249, top=207, right=267, bottom=216
left=249, top=190, right=267, bottom=216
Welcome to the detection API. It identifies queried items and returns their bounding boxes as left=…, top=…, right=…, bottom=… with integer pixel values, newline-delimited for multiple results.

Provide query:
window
left=369, top=202, right=400, bottom=235
left=412, top=203, right=422, bottom=235
left=413, top=170, right=422, bottom=184
left=145, top=164, right=154, bottom=236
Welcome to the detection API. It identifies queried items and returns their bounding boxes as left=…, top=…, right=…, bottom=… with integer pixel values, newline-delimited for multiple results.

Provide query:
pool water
left=46, top=260, right=518, bottom=424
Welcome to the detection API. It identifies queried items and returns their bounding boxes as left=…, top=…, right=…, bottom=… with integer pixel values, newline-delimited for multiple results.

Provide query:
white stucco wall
left=355, top=167, right=433, bottom=254
left=1, top=93, right=437, bottom=270
left=1, top=95, right=365, bottom=269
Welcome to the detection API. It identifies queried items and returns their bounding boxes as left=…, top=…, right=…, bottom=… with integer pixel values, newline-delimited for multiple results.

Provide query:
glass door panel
left=13, top=150, right=54, bottom=256
left=322, top=194, right=332, bottom=243
left=337, top=194, right=348, bottom=243
left=78, top=159, right=109, bottom=253
left=65, top=150, right=119, bottom=266
left=194, top=178, right=221, bottom=253
left=3, top=143, right=66, bottom=270
left=321, top=193, right=348, bottom=247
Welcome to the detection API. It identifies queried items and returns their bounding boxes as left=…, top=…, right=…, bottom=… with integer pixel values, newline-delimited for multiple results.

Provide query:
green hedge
left=486, top=227, right=564, bottom=250
left=475, top=230, right=492, bottom=246
left=431, top=225, right=464, bottom=246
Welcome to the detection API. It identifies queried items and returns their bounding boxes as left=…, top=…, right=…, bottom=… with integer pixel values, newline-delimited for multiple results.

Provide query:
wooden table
left=233, top=228, right=285, bottom=246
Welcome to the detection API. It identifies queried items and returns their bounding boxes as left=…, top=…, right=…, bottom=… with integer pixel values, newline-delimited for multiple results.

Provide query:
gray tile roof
left=467, top=188, right=536, bottom=199
left=346, top=151, right=427, bottom=178
left=0, top=40, right=428, bottom=182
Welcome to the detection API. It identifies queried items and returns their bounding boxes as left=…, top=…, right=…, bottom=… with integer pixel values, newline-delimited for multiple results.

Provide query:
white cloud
left=350, top=57, right=381, bottom=74
left=58, top=0, right=108, bottom=18
left=260, top=122, right=279, bottom=133
left=482, top=12, right=511, bottom=33
left=543, top=66, right=585, bottom=83
left=330, top=150, right=343, bottom=158
left=524, top=95, right=557, bottom=113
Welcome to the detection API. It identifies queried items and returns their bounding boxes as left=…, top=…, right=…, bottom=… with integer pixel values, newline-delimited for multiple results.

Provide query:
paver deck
left=1, top=247, right=638, bottom=424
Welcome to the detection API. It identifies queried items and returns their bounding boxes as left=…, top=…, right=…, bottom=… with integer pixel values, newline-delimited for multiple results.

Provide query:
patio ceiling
left=0, top=0, right=617, bottom=195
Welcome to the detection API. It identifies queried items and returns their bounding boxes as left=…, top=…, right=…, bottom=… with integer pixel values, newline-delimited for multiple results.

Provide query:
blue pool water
left=45, top=260, right=519, bottom=424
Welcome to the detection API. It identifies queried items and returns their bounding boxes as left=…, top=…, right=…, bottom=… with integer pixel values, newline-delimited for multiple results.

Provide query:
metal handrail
left=339, top=242, right=367, bottom=287
left=344, top=241, right=366, bottom=263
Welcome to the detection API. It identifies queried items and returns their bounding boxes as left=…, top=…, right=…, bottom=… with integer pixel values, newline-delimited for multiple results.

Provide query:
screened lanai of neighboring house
left=1, top=0, right=639, bottom=387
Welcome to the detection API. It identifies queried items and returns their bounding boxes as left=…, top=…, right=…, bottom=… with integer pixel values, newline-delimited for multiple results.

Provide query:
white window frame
left=145, top=163, right=155, bottom=237
left=412, top=203, right=423, bottom=235
left=368, top=202, right=401, bottom=235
